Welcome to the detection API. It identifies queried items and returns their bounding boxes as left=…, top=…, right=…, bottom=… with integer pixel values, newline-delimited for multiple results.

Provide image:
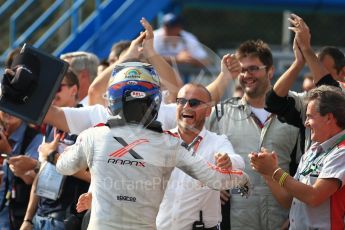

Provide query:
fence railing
left=0, top=0, right=172, bottom=63
left=0, top=0, right=98, bottom=62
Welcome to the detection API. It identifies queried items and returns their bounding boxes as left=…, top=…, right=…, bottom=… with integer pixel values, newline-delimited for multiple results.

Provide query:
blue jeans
left=0, top=206, right=10, bottom=230
left=33, top=215, right=64, bottom=230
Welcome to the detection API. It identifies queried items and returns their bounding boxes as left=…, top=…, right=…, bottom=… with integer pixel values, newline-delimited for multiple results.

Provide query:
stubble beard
left=177, top=118, right=205, bottom=135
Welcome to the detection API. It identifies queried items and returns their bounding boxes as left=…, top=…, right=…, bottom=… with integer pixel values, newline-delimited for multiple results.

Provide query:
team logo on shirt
left=117, top=195, right=136, bottom=202
left=109, top=137, right=147, bottom=158
left=107, top=137, right=147, bottom=167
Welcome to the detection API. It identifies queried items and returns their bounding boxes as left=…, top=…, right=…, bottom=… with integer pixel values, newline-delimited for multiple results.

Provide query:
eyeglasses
left=176, top=98, right=206, bottom=107
left=57, top=83, right=69, bottom=93
left=240, top=65, right=266, bottom=75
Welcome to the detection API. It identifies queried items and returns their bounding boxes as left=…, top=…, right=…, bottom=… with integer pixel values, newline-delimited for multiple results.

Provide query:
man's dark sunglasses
left=176, top=98, right=206, bottom=107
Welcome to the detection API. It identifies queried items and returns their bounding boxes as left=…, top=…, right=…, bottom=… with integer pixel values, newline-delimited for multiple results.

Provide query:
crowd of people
left=0, top=12, right=344, bottom=230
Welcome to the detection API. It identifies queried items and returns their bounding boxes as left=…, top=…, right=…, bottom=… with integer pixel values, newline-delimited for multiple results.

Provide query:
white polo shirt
left=156, top=127, right=244, bottom=229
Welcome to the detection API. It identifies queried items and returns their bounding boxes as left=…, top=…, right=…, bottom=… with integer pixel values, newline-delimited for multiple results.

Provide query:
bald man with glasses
left=156, top=83, right=244, bottom=230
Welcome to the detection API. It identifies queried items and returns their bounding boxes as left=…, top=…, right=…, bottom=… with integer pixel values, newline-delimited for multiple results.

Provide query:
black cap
left=1, top=51, right=41, bottom=104
left=11, top=51, right=40, bottom=76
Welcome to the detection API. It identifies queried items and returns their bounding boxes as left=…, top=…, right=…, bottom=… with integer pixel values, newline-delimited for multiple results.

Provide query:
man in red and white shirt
left=250, top=85, right=345, bottom=230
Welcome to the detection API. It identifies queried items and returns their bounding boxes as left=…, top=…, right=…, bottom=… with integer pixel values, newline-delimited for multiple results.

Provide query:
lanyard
left=181, top=135, right=203, bottom=156
left=299, top=134, right=345, bottom=176
left=250, top=112, right=272, bottom=129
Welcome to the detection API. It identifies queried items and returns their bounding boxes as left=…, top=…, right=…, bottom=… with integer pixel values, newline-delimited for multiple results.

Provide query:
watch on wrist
left=34, top=160, right=41, bottom=173
left=47, top=150, right=58, bottom=164
left=24, top=219, right=33, bottom=225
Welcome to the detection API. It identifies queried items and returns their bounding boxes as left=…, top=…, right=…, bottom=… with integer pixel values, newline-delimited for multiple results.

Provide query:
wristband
left=271, top=167, right=281, bottom=181
left=278, top=172, right=289, bottom=187
left=47, top=150, right=58, bottom=164
left=24, top=219, right=33, bottom=225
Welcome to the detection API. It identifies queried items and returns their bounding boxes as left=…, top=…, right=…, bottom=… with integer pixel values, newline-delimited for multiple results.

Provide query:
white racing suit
left=56, top=120, right=250, bottom=230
